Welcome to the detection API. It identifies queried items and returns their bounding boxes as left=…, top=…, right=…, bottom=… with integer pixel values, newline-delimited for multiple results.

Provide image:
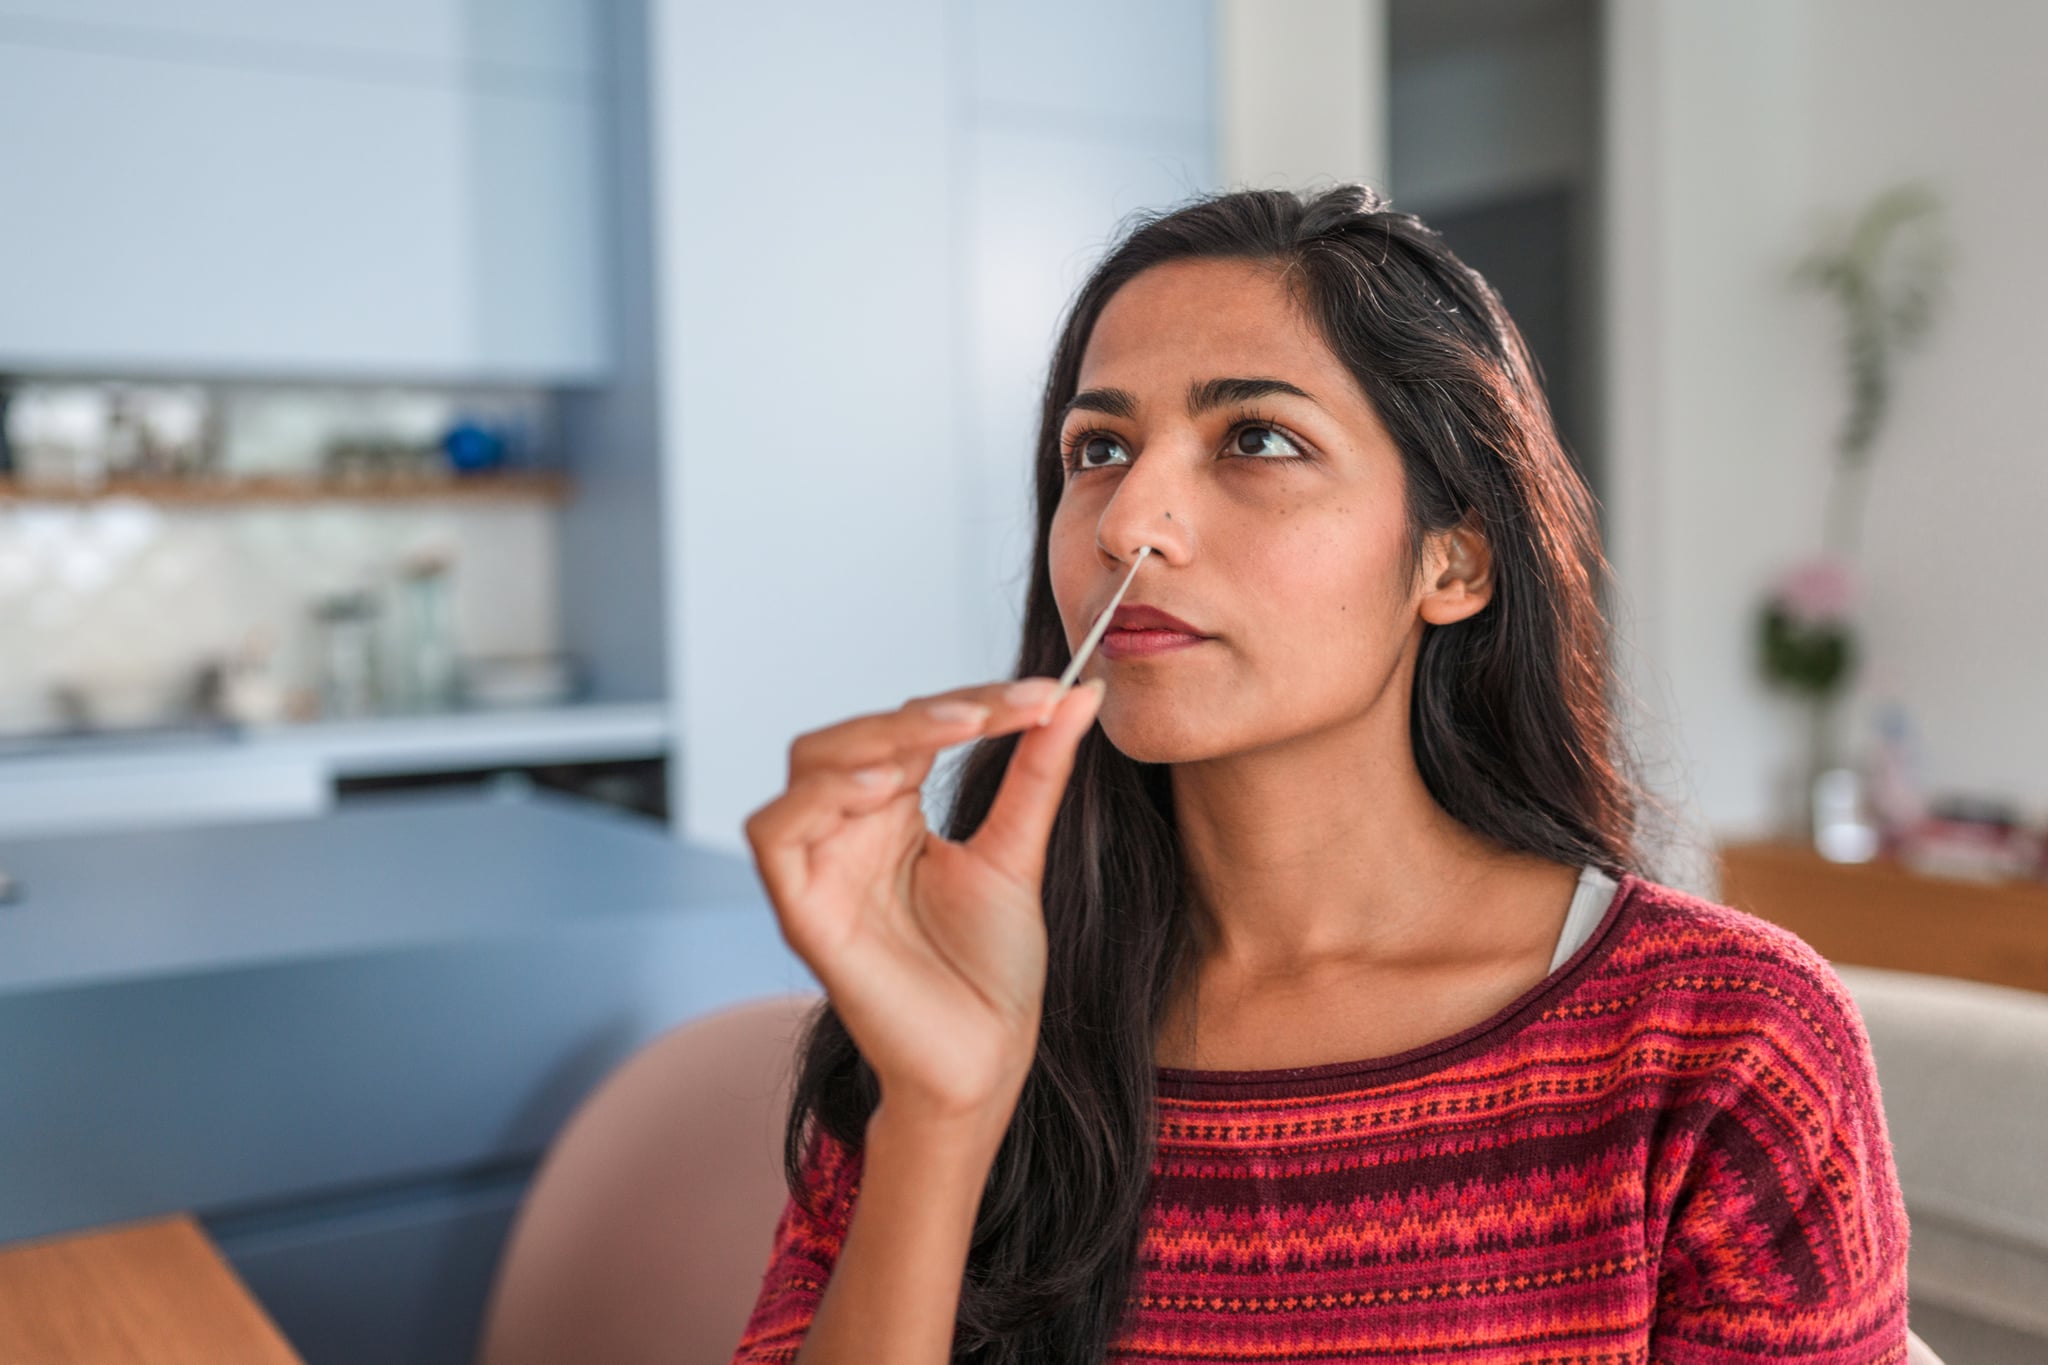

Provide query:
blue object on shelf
left=441, top=420, right=507, bottom=473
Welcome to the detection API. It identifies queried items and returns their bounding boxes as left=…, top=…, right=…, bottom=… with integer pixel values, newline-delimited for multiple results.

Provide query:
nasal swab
left=1038, top=545, right=1155, bottom=726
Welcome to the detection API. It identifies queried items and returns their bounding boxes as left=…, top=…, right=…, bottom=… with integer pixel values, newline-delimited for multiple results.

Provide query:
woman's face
left=1047, top=256, right=1486, bottom=764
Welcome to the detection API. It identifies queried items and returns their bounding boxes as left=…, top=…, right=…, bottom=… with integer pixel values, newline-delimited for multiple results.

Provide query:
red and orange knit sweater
left=732, top=873, right=1911, bottom=1362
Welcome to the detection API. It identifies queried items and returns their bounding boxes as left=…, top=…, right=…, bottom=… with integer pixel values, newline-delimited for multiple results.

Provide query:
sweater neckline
left=1154, top=869, right=1645, bottom=1100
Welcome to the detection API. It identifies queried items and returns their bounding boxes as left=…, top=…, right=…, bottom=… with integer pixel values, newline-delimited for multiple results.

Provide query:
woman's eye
left=1073, top=434, right=1129, bottom=469
left=1230, top=424, right=1304, bottom=459
left=1064, top=423, right=1305, bottom=473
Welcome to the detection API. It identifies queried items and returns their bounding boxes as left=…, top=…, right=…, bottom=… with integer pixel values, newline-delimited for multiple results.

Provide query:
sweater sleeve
left=1648, top=943, right=1911, bottom=1363
left=729, top=1124, right=864, bottom=1365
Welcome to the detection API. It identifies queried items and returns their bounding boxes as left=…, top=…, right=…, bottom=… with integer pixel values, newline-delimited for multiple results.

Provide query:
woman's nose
left=1094, top=450, right=1193, bottom=568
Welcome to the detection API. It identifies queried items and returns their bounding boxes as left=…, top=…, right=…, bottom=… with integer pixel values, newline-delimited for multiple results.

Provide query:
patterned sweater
left=731, top=873, right=1911, bottom=1362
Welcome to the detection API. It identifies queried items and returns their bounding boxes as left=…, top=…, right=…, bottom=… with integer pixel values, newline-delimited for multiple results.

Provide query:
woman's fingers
left=968, top=677, right=1105, bottom=889
left=786, top=677, right=1062, bottom=781
left=749, top=673, right=1103, bottom=957
left=744, top=760, right=910, bottom=920
left=752, top=678, right=1059, bottom=902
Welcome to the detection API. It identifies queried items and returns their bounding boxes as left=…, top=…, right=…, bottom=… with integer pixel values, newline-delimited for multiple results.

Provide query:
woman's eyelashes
left=1226, top=423, right=1309, bottom=461
left=1063, top=431, right=1131, bottom=472
left=1059, top=418, right=1314, bottom=475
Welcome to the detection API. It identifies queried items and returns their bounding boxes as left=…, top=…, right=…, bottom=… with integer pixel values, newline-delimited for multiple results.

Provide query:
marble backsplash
left=0, top=498, right=559, bottom=735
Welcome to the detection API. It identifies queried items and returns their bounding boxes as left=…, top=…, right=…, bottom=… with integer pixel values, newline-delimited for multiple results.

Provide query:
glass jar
left=311, top=591, right=382, bottom=719
left=392, top=557, right=458, bottom=713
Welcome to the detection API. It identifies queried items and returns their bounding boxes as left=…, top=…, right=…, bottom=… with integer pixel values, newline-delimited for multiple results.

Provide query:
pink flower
left=1772, top=557, right=1859, bottom=627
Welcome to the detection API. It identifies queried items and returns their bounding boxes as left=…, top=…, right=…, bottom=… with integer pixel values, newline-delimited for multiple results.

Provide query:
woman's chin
left=1095, top=709, right=1231, bottom=765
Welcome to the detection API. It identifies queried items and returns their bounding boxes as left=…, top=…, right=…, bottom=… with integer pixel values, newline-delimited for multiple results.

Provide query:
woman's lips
left=1100, top=628, right=1209, bottom=660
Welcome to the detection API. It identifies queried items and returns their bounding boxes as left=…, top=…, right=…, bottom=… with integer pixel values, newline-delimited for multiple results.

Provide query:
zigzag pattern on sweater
left=733, top=873, right=1911, bottom=1364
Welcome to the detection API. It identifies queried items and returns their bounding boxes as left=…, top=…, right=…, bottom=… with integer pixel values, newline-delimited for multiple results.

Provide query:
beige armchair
left=475, top=992, right=821, bottom=1365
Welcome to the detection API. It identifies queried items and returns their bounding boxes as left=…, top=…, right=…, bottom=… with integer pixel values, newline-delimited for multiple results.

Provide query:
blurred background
left=0, top=2, right=2041, bottom=1363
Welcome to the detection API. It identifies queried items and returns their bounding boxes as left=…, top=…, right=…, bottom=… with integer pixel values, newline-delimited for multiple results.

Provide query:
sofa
left=1836, top=964, right=2048, bottom=1364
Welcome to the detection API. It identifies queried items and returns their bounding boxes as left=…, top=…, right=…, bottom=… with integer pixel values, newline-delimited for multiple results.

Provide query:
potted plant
left=1760, top=182, right=1947, bottom=842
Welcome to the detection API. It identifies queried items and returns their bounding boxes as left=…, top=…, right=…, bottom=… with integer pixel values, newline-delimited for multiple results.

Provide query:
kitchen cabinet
left=0, top=0, right=609, bottom=380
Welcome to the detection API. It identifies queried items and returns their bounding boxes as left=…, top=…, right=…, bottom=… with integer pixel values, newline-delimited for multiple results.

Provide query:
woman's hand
left=744, top=675, right=1106, bottom=1128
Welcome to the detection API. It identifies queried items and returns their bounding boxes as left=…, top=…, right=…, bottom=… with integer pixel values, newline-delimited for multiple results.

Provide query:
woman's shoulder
left=1610, top=871, right=1853, bottom=996
left=1596, top=872, right=1875, bottom=1084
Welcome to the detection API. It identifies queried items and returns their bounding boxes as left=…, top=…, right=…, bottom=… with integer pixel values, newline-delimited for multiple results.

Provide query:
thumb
left=969, top=677, right=1105, bottom=888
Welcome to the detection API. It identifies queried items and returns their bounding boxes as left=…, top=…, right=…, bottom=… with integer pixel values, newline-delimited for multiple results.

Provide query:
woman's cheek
left=1045, top=516, right=1092, bottom=643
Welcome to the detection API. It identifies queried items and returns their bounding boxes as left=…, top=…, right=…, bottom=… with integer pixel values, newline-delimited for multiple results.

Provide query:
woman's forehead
left=1081, top=258, right=1368, bottom=413
left=1075, top=258, right=1360, bottom=412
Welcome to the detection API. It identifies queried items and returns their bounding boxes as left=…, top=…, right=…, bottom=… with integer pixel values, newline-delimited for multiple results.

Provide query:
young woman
left=735, top=186, right=1910, bottom=1364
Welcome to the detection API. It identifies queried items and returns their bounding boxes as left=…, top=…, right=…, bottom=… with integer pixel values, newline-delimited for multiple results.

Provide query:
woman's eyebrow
left=1064, top=387, right=1139, bottom=420
left=1062, top=377, right=1320, bottom=424
left=1187, top=376, right=1319, bottom=413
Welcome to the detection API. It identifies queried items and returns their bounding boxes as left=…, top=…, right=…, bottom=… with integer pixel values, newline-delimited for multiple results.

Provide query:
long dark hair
left=784, top=184, right=1677, bottom=1362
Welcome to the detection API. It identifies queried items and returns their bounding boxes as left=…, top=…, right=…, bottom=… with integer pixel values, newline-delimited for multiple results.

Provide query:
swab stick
left=1038, top=545, right=1155, bottom=726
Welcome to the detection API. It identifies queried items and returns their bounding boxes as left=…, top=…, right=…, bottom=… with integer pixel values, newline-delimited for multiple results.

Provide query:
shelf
left=0, top=471, right=571, bottom=506
left=1718, top=839, right=2048, bottom=996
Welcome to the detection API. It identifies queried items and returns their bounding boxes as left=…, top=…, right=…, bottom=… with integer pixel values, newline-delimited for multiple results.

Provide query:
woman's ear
left=1418, top=514, right=1494, bottom=626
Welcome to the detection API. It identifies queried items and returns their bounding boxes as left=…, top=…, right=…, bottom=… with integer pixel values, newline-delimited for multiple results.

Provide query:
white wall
left=960, top=0, right=1215, bottom=683
left=1217, top=0, right=1387, bottom=191
left=1801, top=0, right=2048, bottom=824
left=648, top=0, right=958, bottom=847
left=647, top=1, right=1214, bottom=850
left=1605, top=0, right=2048, bottom=858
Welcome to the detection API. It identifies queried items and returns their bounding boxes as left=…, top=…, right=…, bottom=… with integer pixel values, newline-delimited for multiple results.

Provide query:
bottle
left=220, top=625, right=287, bottom=727
left=391, top=550, right=458, bottom=712
left=1867, top=701, right=1928, bottom=857
left=311, top=591, right=383, bottom=719
left=1812, top=767, right=1879, bottom=863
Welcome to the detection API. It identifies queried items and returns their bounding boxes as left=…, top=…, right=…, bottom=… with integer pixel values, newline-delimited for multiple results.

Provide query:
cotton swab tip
left=1037, top=545, right=1156, bottom=726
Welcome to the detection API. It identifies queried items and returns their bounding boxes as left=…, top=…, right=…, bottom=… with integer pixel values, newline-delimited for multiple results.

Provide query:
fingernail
left=926, top=700, right=990, bottom=725
left=852, top=764, right=900, bottom=787
left=1083, top=678, right=1107, bottom=703
left=1005, top=678, right=1057, bottom=705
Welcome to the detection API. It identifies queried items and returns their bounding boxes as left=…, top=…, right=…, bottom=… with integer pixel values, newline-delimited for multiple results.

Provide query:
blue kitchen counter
left=0, top=787, right=811, bottom=1365
left=0, top=781, right=764, bottom=993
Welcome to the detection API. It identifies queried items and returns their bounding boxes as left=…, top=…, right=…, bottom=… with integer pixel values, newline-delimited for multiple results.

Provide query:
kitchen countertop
left=0, top=700, right=669, bottom=776
left=0, top=701, right=673, bottom=839
left=0, top=783, right=756, bottom=994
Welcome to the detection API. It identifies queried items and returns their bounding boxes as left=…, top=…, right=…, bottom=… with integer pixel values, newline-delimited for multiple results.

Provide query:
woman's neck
left=1158, top=720, right=1582, bottom=1071
left=1168, top=709, right=1563, bottom=980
